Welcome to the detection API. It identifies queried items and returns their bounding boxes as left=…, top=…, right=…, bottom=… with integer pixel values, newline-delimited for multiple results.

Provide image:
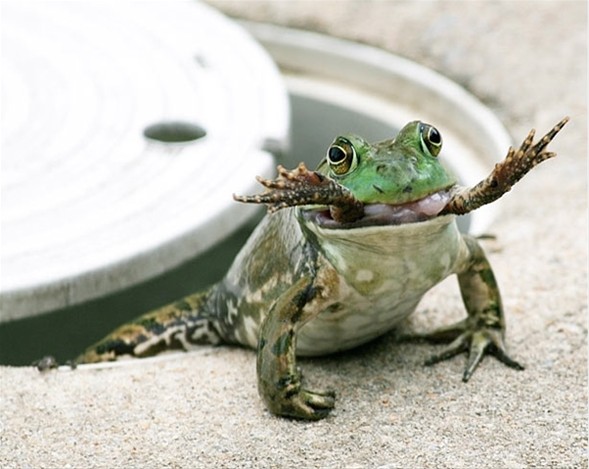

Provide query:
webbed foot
left=405, top=234, right=525, bottom=382
left=265, top=385, right=336, bottom=421
left=416, top=318, right=524, bottom=382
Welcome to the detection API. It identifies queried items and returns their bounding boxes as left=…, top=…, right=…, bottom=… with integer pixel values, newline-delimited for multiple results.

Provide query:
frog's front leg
left=257, top=276, right=335, bottom=420
left=421, top=235, right=524, bottom=382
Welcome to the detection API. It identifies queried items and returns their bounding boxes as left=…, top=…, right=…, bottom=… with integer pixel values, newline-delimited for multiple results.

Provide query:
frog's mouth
left=303, top=190, right=452, bottom=229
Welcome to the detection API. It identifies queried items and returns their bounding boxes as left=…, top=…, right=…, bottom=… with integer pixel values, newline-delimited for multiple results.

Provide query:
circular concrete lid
left=1, top=2, right=289, bottom=321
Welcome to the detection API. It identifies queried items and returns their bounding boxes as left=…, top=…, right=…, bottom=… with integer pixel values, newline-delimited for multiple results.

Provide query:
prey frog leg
left=442, top=117, right=569, bottom=215
left=417, top=236, right=524, bottom=382
left=257, top=276, right=336, bottom=420
left=234, top=162, right=365, bottom=223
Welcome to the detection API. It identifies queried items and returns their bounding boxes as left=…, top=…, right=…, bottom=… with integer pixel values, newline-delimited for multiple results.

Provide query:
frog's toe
left=423, top=326, right=524, bottom=382
left=32, top=355, right=60, bottom=371
left=422, top=334, right=468, bottom=366
left=299, top=388, right=337, bottom=419
left=302, top=388, right=336, bottom=407
left=268, top=388, right=336, bottom=421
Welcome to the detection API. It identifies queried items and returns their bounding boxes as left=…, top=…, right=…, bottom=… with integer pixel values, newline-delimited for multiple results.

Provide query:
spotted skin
left=75, top=291, right=223, bottom=363
left=64, top=119, right=567, bottom=420
left=257, top=276, right=336, bottom=420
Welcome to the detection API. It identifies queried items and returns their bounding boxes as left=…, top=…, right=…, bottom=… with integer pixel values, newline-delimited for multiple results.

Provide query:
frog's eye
left=419, top=123, right=443, bottom=157
left=327, top=138, right=357, bottom=176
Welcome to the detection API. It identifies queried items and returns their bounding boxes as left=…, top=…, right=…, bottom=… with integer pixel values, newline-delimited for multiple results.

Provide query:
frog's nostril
left=143, top=121, right=207, bottom=144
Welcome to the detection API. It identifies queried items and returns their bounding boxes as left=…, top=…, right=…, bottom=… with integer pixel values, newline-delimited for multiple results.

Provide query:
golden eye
left=326, top=138, right=357, bottom=176
left=419, top=123, right=443, bottom=157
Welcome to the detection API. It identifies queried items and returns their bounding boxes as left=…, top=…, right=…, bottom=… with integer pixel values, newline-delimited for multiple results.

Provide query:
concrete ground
left=1, top=1, right=586, bottom=468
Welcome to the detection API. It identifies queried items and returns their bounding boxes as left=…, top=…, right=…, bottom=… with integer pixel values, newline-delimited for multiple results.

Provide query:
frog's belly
left=296, top=214, right=462, bottom=356
left=296, top=293, right=422, bottom=356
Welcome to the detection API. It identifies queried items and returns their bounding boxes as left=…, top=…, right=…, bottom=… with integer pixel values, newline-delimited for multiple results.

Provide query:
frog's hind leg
left=415, top=235, right=524, bottom=382
left=75, top=290, right=224, bottom=364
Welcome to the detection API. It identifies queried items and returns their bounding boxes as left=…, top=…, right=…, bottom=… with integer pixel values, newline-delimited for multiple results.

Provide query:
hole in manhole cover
left=143, top=121, right=207, bottom=144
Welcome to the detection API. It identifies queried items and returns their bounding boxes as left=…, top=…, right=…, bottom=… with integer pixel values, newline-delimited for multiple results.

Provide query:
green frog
left=65, top=118, right=567, bottom=420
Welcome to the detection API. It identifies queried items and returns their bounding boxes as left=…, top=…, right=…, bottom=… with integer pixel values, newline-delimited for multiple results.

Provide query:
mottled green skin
left=315, top=129, right=454, bottom=204
left=71, top=119, right=570, bottom=420
left=227, top=208, right=516, bottom=419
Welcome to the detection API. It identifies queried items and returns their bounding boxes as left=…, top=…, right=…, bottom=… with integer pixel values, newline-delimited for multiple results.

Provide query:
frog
left=62, top=117, right=568, bottom=420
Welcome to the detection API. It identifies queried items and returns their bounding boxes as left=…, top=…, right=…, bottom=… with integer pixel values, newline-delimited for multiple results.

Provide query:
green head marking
left=318, top=121, right=456, bottom=205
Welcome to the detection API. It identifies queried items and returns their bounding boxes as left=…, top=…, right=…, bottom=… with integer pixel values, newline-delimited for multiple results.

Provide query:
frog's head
left=312, top=121, right=456, bottom=227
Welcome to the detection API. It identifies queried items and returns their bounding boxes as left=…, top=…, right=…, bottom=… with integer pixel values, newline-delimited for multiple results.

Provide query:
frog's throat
left=301, top=190, right=452, bottom=229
